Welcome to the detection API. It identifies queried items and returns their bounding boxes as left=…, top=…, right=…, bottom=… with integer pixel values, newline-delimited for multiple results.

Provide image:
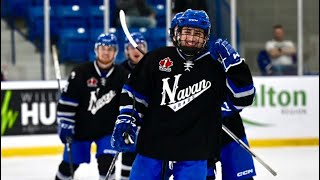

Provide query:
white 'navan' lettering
left=88, top=90, right=116, bottom=114
left=160, top=74, right=211, bottom=112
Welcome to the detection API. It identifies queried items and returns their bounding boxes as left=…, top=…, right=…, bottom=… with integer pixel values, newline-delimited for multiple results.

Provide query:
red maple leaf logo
left=159, top=57, right=173, bottom=68
left=87, top=77, right=98, bottom=87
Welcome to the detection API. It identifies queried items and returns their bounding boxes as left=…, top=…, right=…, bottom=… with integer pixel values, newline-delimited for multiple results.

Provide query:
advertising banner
left=1, top=77, right=319, bottom=140
left=1, top=81, right=61, bottom=136
left=241, top=76, right=319, bottom=139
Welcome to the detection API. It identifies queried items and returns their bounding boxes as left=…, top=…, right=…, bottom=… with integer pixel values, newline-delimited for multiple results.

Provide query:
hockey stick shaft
left=222, top=125, right=277, bottom=176
left=104, top=12, right=140, bottom=179
left=66, top=137, right=75, bottom=179
left=52, top=45, right=62, bottom=92
left=52, top=45, right=75, bottom=179
left=104, top=152, right=120, bottom=180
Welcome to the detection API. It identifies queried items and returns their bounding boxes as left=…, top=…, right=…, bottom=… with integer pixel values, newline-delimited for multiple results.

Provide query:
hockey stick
left=52, top=45, right=62, bottom=92
left=119, top=10, right=145, bottom=55
left=52, top=45, right=75, bottom=179
left=104, top=97, right=135, bottom=180
left=119, top=9, right=277, bottom=177
left=104, top=10, right=143, bottom=180
left=119, top=9, right=172, bottom=180
left=222, top=125, right=277, bottom=176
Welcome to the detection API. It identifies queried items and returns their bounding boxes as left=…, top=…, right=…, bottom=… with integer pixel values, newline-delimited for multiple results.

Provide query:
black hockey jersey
left=57, top=61, right=129, bottom=140
left=119, top=47, right=255, bottom=161
left=120, top=59, right=135, bottom=72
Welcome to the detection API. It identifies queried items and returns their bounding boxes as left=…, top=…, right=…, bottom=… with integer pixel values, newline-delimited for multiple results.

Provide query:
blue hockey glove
left=210, top=38, right=244, bottom=72
left=57, top=119, right=75, bottom=144
left=111, top=117, right=137, bottom=152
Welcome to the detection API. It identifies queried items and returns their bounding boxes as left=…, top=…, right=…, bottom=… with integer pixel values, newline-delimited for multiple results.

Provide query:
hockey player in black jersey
left=120, top=32, right=148, bottom=72
left=156, top=11, right=256, bottom=180
left=119, top=32, right=148, bottom=179
left=170, top=12, right=256, bottom=180
left=111, top=9, right=255, bottom=179
left=55, top=33, right=128, bottom=180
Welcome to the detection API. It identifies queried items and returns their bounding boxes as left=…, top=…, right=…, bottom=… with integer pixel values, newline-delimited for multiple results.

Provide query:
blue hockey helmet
left=169, top=12, right=184, bottom=40
left=177, top=9, right=211, bottom=36
left=124, top=32, right=148, bottom=52
left=94, top=33, right=118, bottom=56
left=176, top=9, right=211, bottom=56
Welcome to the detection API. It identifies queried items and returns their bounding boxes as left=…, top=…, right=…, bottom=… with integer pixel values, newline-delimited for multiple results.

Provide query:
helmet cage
left=175, top=9, right=211, bottom=56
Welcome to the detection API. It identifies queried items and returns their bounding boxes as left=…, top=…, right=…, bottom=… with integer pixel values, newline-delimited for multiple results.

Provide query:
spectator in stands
left=116, top=0, right=157, bottom=28
left=265, top=24, right=297, bottom=75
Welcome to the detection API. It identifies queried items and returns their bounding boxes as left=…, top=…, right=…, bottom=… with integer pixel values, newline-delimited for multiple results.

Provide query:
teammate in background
left=169, top=11, right=256, bottom=180
left=55, top=33, right=129, bottom=180
left=121, top=32, right=148, bottom=72
left=119, top=32, right=148, bottom=179
left=111, top=9, right=255, bottom=179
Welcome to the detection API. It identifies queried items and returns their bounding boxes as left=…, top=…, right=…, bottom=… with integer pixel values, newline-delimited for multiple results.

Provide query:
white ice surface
left=1, top=146, right=319, bottom=180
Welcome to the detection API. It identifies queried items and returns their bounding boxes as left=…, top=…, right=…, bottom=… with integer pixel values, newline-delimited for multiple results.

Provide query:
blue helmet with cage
left=176, top=9, right=211, bottom=56
left=94, top=33, right=118, bottom=57
left=124, top=32, right=148, bottom=53
left=169, top=12, right=183, bottom=41
left=177, top=9, right=211, bottom=35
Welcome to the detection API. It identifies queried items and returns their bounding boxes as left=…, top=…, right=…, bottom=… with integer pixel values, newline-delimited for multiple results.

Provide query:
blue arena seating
left=54, top=5, right=89, bottom=29
left=26, top=6, right=59, bottom=50
left=1, top=0, right=29, bottom=18
left=153, top=4, right=166, bottom=27
left=1, top=0, right=168, bottom=64
left=57, top=27, right=89, bottom=63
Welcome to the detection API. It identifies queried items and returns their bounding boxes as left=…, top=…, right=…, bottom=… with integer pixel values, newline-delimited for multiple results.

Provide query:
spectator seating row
left=57, top=27, right=167, bottom=64
left=27, top=5, right=116, bottom=43
left=1, top=0, right=167, bottom=64
left=23, top=3, right=165, bottom=47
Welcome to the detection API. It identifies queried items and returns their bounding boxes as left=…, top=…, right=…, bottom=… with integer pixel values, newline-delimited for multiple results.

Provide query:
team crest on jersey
left=159, top=57, right=173, bottom=72
left=160, top=74, right=212, bottom=112
left=87, top=77, right=98, bottom=87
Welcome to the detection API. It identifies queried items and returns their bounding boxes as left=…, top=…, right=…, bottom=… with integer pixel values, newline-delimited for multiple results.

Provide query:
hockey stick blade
left=222, top=125, right=277, bottom=176
left=119, top=10, right=145, bottom=55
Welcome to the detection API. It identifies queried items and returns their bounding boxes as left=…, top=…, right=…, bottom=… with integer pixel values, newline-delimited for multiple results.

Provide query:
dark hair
left=273, top=24, right=283, bottom=30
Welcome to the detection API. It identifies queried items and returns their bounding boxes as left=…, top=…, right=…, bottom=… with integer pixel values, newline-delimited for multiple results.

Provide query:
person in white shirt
left=265, top=25, right=297, bottom=75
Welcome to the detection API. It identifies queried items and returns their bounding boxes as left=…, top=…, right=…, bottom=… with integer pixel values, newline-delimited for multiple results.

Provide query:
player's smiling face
left=97, top=46, right=116, bottom=65
left=179, top=27, right=205, bottom=48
